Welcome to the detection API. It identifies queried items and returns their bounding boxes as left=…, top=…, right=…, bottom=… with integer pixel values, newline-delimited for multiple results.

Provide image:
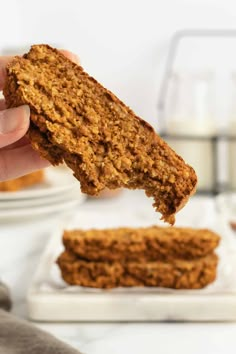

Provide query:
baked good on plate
left=0, top=170, right=44, bottom=192
left=62, top=226, right=220, bottom=262
left=57, top=250, right=218, bottom=289
left=57, top=225, right=220, bottom=289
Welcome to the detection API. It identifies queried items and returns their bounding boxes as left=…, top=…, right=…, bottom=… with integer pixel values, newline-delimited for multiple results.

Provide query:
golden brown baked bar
left=57, top=251, right=218, bottom=289
left=3, top=44, right=197, bottom=224
left=0, top=170, right=44, bottom=191
left=62, top=226, right=220, bottom=262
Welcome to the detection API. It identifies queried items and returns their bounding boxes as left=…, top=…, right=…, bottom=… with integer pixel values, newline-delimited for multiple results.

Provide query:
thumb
left=60, top=50, right=80, bottom=65
left=0, top=105, right=30, bottom=148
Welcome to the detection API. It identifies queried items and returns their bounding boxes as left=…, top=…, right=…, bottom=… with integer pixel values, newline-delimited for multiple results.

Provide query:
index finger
left=0, top=56, right=13, bottom=91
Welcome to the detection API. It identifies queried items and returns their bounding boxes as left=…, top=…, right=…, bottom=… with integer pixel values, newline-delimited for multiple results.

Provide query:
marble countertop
left=1, top=190, right=236, bottom=354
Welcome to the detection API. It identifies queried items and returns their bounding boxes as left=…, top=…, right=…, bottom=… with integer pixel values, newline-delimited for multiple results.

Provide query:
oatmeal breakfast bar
left=0, top=170, right=44, bottom=192
left=4, top=45, right=197, bottom=224
left=62, top=226, right=220, bottom=262
left=57, top=251, right=218, bottom=289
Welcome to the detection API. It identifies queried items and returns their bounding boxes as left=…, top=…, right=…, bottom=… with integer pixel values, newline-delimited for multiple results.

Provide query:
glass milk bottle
left=164, top=71, right=216, bottom=193
left=228, top=73, right=236, bottom=190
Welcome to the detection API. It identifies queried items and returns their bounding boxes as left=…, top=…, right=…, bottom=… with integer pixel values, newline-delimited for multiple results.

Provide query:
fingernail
left=72, top=54, right=80, bottom=64
left=0, top=105, right=30, bottom=134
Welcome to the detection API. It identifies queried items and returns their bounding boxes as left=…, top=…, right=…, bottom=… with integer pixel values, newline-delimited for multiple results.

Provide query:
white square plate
left=27, top=203, right=236, bottom=322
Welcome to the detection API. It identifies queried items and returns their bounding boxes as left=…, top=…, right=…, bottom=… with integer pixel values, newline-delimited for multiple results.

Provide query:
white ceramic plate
left=0, top=166, right=78, bottom=200
left=0, top=199, right=81, bottom=222
left=27, top=206, right=236, bottom=322
left=0, top=187, right=85, bottom=209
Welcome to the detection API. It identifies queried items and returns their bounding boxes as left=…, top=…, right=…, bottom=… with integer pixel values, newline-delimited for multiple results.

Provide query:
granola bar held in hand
left=4, top=45, right=197, bottom=224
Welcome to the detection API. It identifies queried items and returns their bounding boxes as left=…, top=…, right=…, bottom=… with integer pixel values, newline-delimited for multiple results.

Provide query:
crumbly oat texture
left=62, top=226, right=220, bottom=262
left=57, top=251, right=218, bottom=289
left=0, top=170, right=44, bottom=192
left=3, top=44, right=197, bottom=223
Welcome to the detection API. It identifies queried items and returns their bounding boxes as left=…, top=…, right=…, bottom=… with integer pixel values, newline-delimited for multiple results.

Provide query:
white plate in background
left=0, top=199, right=81, bottom=222
left=27, top=207, right=236, bottom=322
left=0, top=189, right=85, bottom=210
left=0, top=166, right=78, bottom=200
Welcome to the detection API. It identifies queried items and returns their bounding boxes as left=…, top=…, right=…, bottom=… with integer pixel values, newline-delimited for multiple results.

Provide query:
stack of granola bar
left=57, top=226, right=220, bottom=289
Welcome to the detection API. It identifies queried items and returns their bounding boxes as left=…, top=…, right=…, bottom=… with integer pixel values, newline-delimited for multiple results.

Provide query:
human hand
left=0, top=50, right=79, bottom=182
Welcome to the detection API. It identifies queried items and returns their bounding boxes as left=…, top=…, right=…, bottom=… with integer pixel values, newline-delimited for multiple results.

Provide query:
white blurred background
left=2, top=0, right=236, bottom=192
left=1, top=0, right=236, bottom=128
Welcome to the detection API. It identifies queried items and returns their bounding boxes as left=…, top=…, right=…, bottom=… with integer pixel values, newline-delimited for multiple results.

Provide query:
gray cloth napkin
left=0, top=282, right=11, bottom=311
left=0, top=282, right=81, bottom=354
